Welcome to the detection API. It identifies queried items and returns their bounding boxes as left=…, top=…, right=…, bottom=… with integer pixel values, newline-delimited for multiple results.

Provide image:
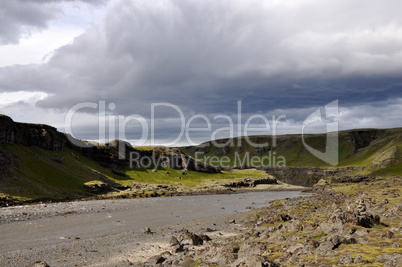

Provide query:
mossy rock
left=84, top=180, right=110, bottom=193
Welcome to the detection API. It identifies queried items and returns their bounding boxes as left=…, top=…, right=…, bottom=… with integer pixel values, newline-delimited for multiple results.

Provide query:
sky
left=0, top=0, right=401, bottom=146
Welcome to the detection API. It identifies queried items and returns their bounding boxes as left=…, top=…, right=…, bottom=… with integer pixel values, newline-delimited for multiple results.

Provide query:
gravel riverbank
left=0, top=211, right=249, bottom=266
left=2, top=177, right=399, bottom=266
left=0, top=191, right=307, bottom=266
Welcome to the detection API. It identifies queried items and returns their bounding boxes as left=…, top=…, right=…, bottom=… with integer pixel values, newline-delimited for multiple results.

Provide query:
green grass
left=2, top=127, right=401, bottom=203
left=312, top=232, right=327, bottom=240
left=0, top=145, right=124, bottom=200
left=125, top=168, right=268, bottom=187
left=0, top=144, right=269, bottom=201
left=181, top=128, right=402, bottom=175
left=370, top=162, right=402, bottom=176
left=132, top=146, right=158, bottom=151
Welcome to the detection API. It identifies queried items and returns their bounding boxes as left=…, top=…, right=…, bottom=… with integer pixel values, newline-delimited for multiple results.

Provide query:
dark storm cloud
left=1, top=0, right=402, bottom=141
left=0, top=0, right=108, bottom=44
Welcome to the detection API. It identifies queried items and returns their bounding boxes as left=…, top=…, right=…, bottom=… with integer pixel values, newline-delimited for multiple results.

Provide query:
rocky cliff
left=181, top=128, right=402, bottom=167
left=0, top=115, right=67, bottom=150
left=0, top=115, right=23, bottom=145
left=0, top=115, right=220, bottom=173
left=181, top=127, right=402, bottom=185
left=259, top=166, right=366, bottom=187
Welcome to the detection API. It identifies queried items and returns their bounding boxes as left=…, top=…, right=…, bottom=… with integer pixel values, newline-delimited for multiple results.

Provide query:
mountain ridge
left=0, top=114, right=401, bottom=204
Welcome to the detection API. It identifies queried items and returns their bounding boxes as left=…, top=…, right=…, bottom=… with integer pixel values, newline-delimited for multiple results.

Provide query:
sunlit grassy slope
left=180, top=128, right=402, bottom=172
left=125, top=168, right=266, bottom=187
left=1, top=128, right=401, bottom=202
left=0, top=144, right=267, bottom=201
left=0, top=145, right=130, bottom=201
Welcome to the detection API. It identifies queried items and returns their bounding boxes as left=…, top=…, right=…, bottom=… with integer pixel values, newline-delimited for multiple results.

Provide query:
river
left=0, top=190, right=308, bottom=253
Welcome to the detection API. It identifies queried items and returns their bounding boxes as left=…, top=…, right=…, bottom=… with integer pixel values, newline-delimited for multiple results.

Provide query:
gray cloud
left=0, top=0, right=108, bottom=44
left=0, top=0, right=401, bottom=142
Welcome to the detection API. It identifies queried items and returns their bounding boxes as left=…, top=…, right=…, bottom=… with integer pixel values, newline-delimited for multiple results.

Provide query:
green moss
left=372, top=223, right=387, bottom=229
left=270, top=200, right=284, bottom=207
left=382, top=247, right=402, bottom=255
left=339, top=243, right=382, bottom=263
left=280, top=231, right=295, bottom=237
left=312, top=232, right=327, bottom=240
left=262, top=251, right=284, bottom=260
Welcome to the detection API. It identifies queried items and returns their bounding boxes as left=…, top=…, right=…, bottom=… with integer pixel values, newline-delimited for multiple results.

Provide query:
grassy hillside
left=0, top=144, right=268, bottom=203
left=125, top=168, right=266, bottom=188
left=1, top=124, right=401, bottom=204
left=180, top=128, right=402, bottom=174
left=0, top=144, right=131, bottom=202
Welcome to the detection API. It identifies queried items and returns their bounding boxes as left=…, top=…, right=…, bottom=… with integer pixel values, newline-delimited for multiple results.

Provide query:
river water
left=0, top=190, right=308, bottom=253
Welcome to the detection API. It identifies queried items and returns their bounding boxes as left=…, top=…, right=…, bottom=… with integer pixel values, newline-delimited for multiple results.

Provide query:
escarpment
left=0, top=115, right=67, bottom=150
left=0, top=114, right=220, bottom=173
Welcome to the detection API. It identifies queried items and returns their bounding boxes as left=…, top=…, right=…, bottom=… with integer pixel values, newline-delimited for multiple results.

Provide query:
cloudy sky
left=0, top=0, right=401, bottom=145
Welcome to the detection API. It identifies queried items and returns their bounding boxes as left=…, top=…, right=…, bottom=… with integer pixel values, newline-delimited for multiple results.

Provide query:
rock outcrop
left=158, top=152, right=220, bottom=173
left=223, top=177, right=278, bottom=188
left=370, top=145, right=402, bottom=171
left=0, top=115, right=67, bottom=150
left=0, top=115, right=23, bottom=145
left=260, top=166, right=367, bottom=187
left=332, top=175, right=370, bottom=183
left=0, top=115, right=221, bottom=174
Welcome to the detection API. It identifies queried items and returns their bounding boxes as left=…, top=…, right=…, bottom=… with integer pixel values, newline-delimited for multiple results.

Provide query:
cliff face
left=1, top=114, right=400, bottom=186
left=0, top=115, right=23, bottom=145
left=259, top=166, right=366, bottom=187
left=161, top=153, right=219, bottom=173
left=0, top=115, right=67, bottom=150
left=181, top=128, right=402, bottom=168
left=0, top=115, right=220, bottom=173
left=17, top=123, right=68, bottom=150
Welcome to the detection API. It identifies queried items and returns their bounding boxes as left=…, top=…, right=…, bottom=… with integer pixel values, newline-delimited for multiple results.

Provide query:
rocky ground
left=94, top=177, right=302, bottom=201
left=137, top=176, right=402, bottom=266
left=1, top=176, right=401, bottom=266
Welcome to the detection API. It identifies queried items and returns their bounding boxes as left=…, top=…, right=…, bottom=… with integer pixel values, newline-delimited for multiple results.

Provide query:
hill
left=0, top=115, right=223, bottom=205
left=1, top=114, right=401, bottom=204
left=180, top=128, right=402, bottom=184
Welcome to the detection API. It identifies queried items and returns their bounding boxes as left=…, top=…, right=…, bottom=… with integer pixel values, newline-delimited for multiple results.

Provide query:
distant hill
left=180, top=128, right=402, bottom=176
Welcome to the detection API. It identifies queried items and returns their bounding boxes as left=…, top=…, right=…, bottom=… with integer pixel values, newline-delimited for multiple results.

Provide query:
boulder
left=235, top=254, right=279, bottom=267
left=199, top=234, right=211, bottom=242
left=170, top=236, right=180, bottom=246
left=316, top=235, right=357, bottom=256
left=356, top=213, right=381, bottom=228
left=339, top=256, right=354, bottom=265
left=287, top=243, right=304, bottom=256
left=178, top=230, right=203, bottom=246
left=147, top=255, right=165, bottom=265
left=317, top=220, right=344, bottom=235
left=31, top=261, right=50, bottom=267
left=195, top=244, right=238, bottom=265
left=83, top=181, right=110, bottom=193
